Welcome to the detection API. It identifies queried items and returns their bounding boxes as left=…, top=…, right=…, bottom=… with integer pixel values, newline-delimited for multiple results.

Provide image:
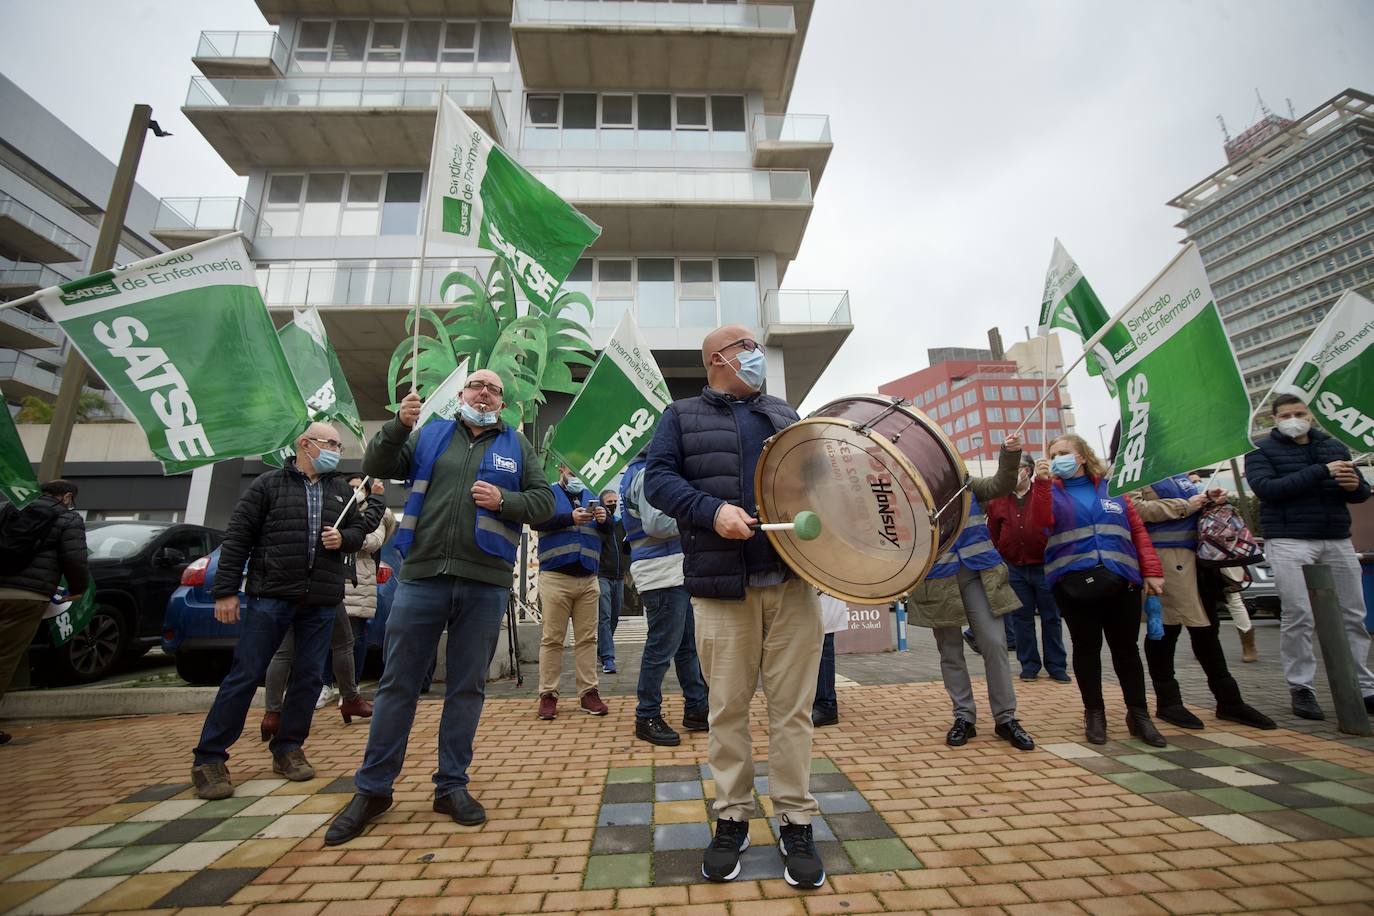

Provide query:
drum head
left=755, top=417, right=938, bottom=603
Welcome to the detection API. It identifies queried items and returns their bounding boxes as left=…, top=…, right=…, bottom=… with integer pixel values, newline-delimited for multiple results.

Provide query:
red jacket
left=986, top=489, right=1048, bottom=566
left=1027, top=475, right=1163, bottom=579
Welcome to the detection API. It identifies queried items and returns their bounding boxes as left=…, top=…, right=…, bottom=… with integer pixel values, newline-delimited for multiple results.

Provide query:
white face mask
left=1277, top=417, right=1312, bottom=439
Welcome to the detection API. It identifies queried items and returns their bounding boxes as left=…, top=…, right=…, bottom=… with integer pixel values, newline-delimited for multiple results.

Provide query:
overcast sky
left=3, top=0, right=1373, bottom=448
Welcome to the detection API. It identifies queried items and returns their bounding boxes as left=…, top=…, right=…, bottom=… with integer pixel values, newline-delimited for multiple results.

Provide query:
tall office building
left=170, top=0, right=849, bottom=427
left=1168, top=89, right=1374, bottom=405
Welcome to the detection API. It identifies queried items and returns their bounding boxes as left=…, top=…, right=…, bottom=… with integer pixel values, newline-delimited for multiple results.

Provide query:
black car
left=31, top=520, right=223, bottom=684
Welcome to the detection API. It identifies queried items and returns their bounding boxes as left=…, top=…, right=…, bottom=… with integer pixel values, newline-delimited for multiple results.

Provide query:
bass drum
left=754, top=394, right=969, bottom=603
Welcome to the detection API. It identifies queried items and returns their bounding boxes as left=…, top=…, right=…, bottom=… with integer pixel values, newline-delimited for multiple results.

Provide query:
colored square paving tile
left=143, top=840, right=242, bottom=872
left=603, top=782, right=653, bottom=804
left=1163, top=734, right=1220, bottom=749
left=1202, top=731, right=1261, bottom=748
left=655, top=800, right=707, bottom=824
left=1150, top=767, right=1229, bottom=790
left=655, top=765, right=701, bottom=782
left=318, top=775, right=356, bottom=794
left=120, top=784, right=192, bottom=804
left=808, top=772, right=856, bottom=792
left=1042, top=741, right=1102, bottom=759
left=1305, top=805, right=1374, bottom=835
left=651, top=848, right=704, bottom=886
left=1193, top=787, right=1283, bottom=813
left=1198, top=747, right=1266, bottom=766
left=76, top=844, right=180, bottom=878
left=584, top=853, right=650, bottom=889
left=654, top=780, right=704, bottom=802
left=843, top=837, right=921, bottom=872
left=768, top=816, right=837, bottom=842
left=128, top=799, right=205, bottom=822
left=74, top=821, right=163, bottom=849
left=590, top=825, right=651, bottom=855
left=810, top=757, right=839, bottom=774
left=1245, top=783, right=1339, bottom=808
left=14, top=826, right=106, bottom=853
left=11, top=849, right=117, bottom=882
left=822, top=811, right=895, bottom=841
left=814, top=791, right=870, bottom=814
left=11, top=875, right=124, bottom=914
left=1288, top=758, right=1368, bottom=780
left=1119, top=738, right=1172, bottom=754
left=1239, top=761, right=1320, bottom=783
left=606, top=766, right=653, bottom=785
left=1075, top=756, right=1136, bottom=775
left=1249, top=809, right=1356, bottom=841
left=1146, top=790, right=1230, bottom=817
left=151, top=866, right=263, bottom=907
left=816, top=841, right=855, bottom=876
left=1116, top=753, right=1179, bottom=772
left=191, top=796, right=258, bottom=819
left=1194, top=765, right=1276, bottom=787
left=736, top=844, right=786, bottom=881
left=1190, top=813, right=1295, bottom=844
left=196, top=815, right=279, bottom=842
left=134, top=818, right=219, bottom=845
left=1155, top=750, right=1217, bottom=768
left=1105, top=771, right=1177, bottom=794
left=1302, top=780, right=1374, bottom=805
left=597, top=803, right=652, bottom=827
left=652, top=822, right=711, bottom=851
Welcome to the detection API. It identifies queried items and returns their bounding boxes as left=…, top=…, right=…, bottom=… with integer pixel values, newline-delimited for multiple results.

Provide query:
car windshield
left=86, top=524, right=169, bottom=559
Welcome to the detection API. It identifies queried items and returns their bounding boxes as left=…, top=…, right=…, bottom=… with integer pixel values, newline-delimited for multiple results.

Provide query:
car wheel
left=49, top=607, right=127, bottom=684
left=174, top=650, right=233, bottom=686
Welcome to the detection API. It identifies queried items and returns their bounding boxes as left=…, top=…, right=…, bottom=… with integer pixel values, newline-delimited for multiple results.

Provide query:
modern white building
left=1168, top=88, right=1374, bottom=406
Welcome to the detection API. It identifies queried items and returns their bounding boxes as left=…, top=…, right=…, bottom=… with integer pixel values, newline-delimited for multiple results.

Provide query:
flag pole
left=331, top=476, right=372, bottom=530
left=410, top=84, right=446, bottom=394
left=1041, top=332, right=1050, bottom=456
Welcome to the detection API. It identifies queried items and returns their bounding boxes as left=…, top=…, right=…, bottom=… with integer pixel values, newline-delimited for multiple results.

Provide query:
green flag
left=1258, top=290, right=1374, bottom=453
left=547, top=312, right=670, bottom=494
left=44, top=580, right=96, bottom=647
left=426, top=92, right=601, bottom=311
left=1039, top=239, right=1134, bottom=395
left=278, top=307, right=364, bottom=439
left=33, top=234, right=311, bottom=475
left=418, top=363, right=470, bottom=429
left=1105, top=244, right=1254, bottom=495
left=0, top=406, right=38, bottom=508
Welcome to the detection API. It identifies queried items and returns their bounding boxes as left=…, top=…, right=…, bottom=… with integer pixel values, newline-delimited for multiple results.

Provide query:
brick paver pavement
left=3, top=661, right=1374, bottom=915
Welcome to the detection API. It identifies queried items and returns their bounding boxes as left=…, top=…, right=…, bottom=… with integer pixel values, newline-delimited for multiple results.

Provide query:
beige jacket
left=344, top=511, right=398, bottom=620
left=1132, top=487, right=1209, bottom=627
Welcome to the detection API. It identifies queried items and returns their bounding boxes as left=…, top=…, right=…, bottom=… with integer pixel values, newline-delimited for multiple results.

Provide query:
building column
left=765, top=345, right=788, bottom=405
left=184, top=459, right=244, bottom=529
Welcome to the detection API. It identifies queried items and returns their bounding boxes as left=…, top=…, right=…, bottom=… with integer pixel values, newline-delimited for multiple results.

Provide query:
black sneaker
left=702, top=818, right=750, bottom=881
left=778, top=822, right=826, bottom=888
left=635, top=716, right=681, bottom=747
left=945, top=717, right=976, bottom=747
left=1291, top=687, right=1325, bottom=721
left=682, top=707, right=710, bottom=732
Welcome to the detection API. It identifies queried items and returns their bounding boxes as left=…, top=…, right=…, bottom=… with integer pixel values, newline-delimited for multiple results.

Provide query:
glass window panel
left=523, top=127, right=559, bottom=149
left=598, top=259, right=632, bottom=299
left=268, top=174, right=303, bottom=204
left=559, top=259, right=593, bottom=326
left=938, top=403, right=950, bottom=418
left=563, top=93, right=597, bottom=149
left=381, top=172, right=423, bottom=235
left=637, top=258, right=675, bottom=327
left=1002, top=386, right=1018, bottom=400
left=347, top=174, right=382, bottom=203
left=300, top=201, right=340, bottom=235
left=306, top=173, right=345, bottom=202
left=676, top=96, right=707, bottom=128
left=339, top=210, right=378, bottom=236
left=987, top=407, right=1003, bottom=422
left=1020, top=386, right=1038, bottom=400
left=639, top=94, right=671, bottom=149
left=596, top=299, right=630, bottom=329
left=332, top=20, right=369, bottom=62
left=954, top=416, right=965, bottom=432
left=680, top=298, right=718, bottom=327
left=967, top=410, right=980, bottom=427
left=443, top=21, right=476, bottom=62
left=295, top=20, right=331, bottom=66
left=680, top=259, right=713, bottom=300
left=936, top=383, right=948, bottom=397
left=527, top=95, right=559, bottom=126
left=478, top=21, right=511, bottom=61
left=710, top=96, right=746, bottom=132
left=405, top=21, right=441, bottom=63
left=950, top=393, right=963, bottom=410
left=1006, top=406, right=1022, bottom=422
left=1046, top=407, right=1059, bottom=421
left=718, top=258, right=757, bottom=326
left=267, top=210, right=299, bottom=236
left=983, top=385, right=998, bottom=400
left=718, top=258, right=755, bottom=282
left=602, top=95, right=633, bottom=126
left=957, top=437, right=969, bottom=451
left=368, top=22, right=403, bottom=64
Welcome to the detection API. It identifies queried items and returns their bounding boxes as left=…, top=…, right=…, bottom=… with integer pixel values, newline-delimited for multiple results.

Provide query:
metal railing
left=752, top=113, right=831, bottom=145
left=0, top=265, right=70, bottom=294
left=529, top=168, right=811, bottom=202
left=0, top=306, right=60, bottom=346
left=256, top=263, right=490, bottom=310
left=763, top=289, right=850, bottom=326
left=0, top=352, right=61, bottom=394
left=513, top=0, right=794, bottom=30
left=0, top=193, right=90, bottom=264
left=185, top=76, right=508, bottom=143
left=154, top=197, right=271, bottom=238
left=194, top=30, right=289, bottom=72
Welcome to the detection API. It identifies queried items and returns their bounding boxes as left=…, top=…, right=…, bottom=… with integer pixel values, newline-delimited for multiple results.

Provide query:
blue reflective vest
left=395, top=420, right=523, bottom=563
left=620, top=459, right=682, bottom=563
left=1144, top=475, right=1199, bottom=551
left=1043, top=478, right=1142, bottom=588
left=928, top=494, right=1004, bottom=580
left=538, top=483, right=600, bottom=573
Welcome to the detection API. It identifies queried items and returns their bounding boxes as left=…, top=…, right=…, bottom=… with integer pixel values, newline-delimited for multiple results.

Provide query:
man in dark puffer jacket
left=190, top=421, right=378, bottom=799
left=1244, top=394, right=1373, bottom=721
left=0, top=480, right=87, bottom=745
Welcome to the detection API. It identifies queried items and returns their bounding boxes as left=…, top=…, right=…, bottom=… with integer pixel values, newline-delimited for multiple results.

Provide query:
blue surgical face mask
left=732, top=348, right=767, bottom=391
left=1051, top=454, right=1079, bottom=478
left=459, top=401, right=499, bottom=427
left=566, top=476, right=584, bottom=493
left=312, top=446, right=341, bottom=473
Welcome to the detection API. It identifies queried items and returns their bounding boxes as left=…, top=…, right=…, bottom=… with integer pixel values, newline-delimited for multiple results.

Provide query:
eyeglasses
left=306, top=437, right=344, bottom=450
left=722, top=338, right=761, bottom=353
left=464, top=380, right=504, bottom=396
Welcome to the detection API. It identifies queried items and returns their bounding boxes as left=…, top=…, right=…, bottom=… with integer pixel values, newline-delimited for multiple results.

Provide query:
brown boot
left=273, top=749, right=316, bottom=781
left=339, top=696, right=373, bottom=725
left=191, top=762, right=233, bottom=800
left=260, top=711, right=280, bottom=742
left=1239, top=627, right=1258, bottom=663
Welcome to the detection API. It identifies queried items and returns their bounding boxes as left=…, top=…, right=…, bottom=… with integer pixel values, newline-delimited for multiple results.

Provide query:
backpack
left=1196, top=504, right=1263, bottom=568
left=0, top=499, right=62, bottom=576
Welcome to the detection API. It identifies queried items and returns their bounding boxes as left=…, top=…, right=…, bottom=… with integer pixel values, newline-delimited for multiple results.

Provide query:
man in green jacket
left=326, top=369, right=555, bottom=845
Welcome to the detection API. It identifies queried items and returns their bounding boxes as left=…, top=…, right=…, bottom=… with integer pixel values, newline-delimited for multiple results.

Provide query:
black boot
left=1156, top=704, right=1204, bottom=729
left=1126, top=706, right=1167, bottom=747
left=1084, top=708, right=1107, bottom=745
left=325, top=793, right=392, bottom=846
left=1216, top=703, right=1277, bottom=730
left=434, top=788, right=486, bottom=826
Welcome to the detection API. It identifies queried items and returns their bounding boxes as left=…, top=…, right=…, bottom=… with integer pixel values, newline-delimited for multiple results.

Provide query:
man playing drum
left=646, top=324, right=827, bottom=890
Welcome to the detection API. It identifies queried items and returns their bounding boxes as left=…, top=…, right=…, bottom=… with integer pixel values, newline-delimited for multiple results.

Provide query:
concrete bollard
left=1303, top=563, right=1373, bottom=737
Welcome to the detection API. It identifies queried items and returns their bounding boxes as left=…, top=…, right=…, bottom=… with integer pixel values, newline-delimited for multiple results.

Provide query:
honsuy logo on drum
left=868, top=474, right=903, bottom=548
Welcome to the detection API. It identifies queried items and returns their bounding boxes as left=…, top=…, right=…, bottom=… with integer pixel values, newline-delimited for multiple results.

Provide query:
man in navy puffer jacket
left=1244, top=394, right=1372, bottom=721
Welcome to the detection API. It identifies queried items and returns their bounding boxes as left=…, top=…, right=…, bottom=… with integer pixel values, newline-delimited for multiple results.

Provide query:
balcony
left=254, top=0, right=513, bottom=24
left=0, top=265, right=69, bottom=301
left=152, top=197, right=271, bottom=248
left=182, top=76, right=507, bottom=174
left=512, top=0, right=807, bottom=111
left=0, top=352, right=61, bottom=401
left=193, top=31, right=289, bottom=78
left=0, top=194, right=90, bottom=265
left=525, top=167, right=812, bottom=265
left=752, top=114, right=831, bottom=189
left=762, top=289, right=852, bottom=404
left=0, top=304, right=61, bottom=351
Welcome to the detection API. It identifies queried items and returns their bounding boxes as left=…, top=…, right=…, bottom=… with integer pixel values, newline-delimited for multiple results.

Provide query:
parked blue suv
left=163, top=543, right=400, bottom=685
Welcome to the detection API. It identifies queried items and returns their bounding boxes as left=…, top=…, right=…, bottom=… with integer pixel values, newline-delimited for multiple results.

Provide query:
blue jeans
left=194, top=597, right=334, bottom=765
left=1008, top=563, right=1068, bottom=677
left=635, top=585, right=709, bottom=720
left=813, top=633, right=837, bottom=718
left=354, top=576, right=509, bottom=797
left=598, top=577, right=623, bottom=663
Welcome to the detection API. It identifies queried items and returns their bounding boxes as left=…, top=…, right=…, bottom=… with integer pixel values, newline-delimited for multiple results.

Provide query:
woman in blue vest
left=1028, top=434, right=1167, bottom=746
left=1133, top=476, right=1275, bottom=731
left=908, top=435, right=1036, bottom=752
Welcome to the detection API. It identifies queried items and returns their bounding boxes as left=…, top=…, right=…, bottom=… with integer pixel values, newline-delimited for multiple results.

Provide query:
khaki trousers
left=0, top=598, right=51, bottom=704
left=538, top=570, right=601, bottom=697
left=693, top=577, right=822, bottom=825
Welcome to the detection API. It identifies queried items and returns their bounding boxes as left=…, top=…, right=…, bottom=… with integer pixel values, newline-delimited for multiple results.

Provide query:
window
left=957, top=437, right=970, bottom=451
left=675, top=96, right=708, bottom=150
left=710, top=95, right=746, bottom=151
left=942, top=422, right=953, bottom=435
left=950, top=393, right=963, bottom=410
left=367, top=21, right=404, bottom=70
left=1029, top=429, right=1044, bottom=444
left=1006, top=406, right=1023, bottom=422
left=679, top=260, right=716, bottom=327
left=639, top=94, right=671, bottom=149
left=265, top=174, right=304, bottom=235
left=637, top=258, right=675, bottom=327
left=442, top=21, right=477, bottom=64
left=967, top=410, right=980, bottom=427
left=1002, top=386, right=1018, bottom=400
left=562, top=93, right=597, bottom=149
left=924, top=389, right=936, bottom=404
left=340, top=173, right=382, bottom=235
left=938, top=402, right=950, bottom=418
left=1020, top=386, right=1038, bottom=401
left=935, top=383, right=948, bottom=397
left=964, top=389, right=977, bottom=405
left=301, top=173, right=344, bottom=235
left=596, top=260, right=632, bottom=328
left=987, top=428, right=1002, bottom=442
left=477, top=20, right=511, bottom=62
left=404, top=21, right=441, bottom=70
left=1045, top=407, right=1059, bottom=422
left=983, top=385, right=999, bottom=400
left=601, top=95, right=633, bottom=149
left=561, top=259, right=593, bottom=326
left=718, top=258, right=757, bottom=326
left=294, top=21, right=332, bottom=69
left=986, top=406, right=1003, bottom=422
left=380, top=172, right=422, bottom=235
left=330, top=20, right=369, bottom=69
left=954, top=416, right=966, bottom=432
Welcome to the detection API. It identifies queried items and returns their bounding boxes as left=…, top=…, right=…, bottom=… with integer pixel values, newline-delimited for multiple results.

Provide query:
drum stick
left=750, top=510, right=822, bottom=541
